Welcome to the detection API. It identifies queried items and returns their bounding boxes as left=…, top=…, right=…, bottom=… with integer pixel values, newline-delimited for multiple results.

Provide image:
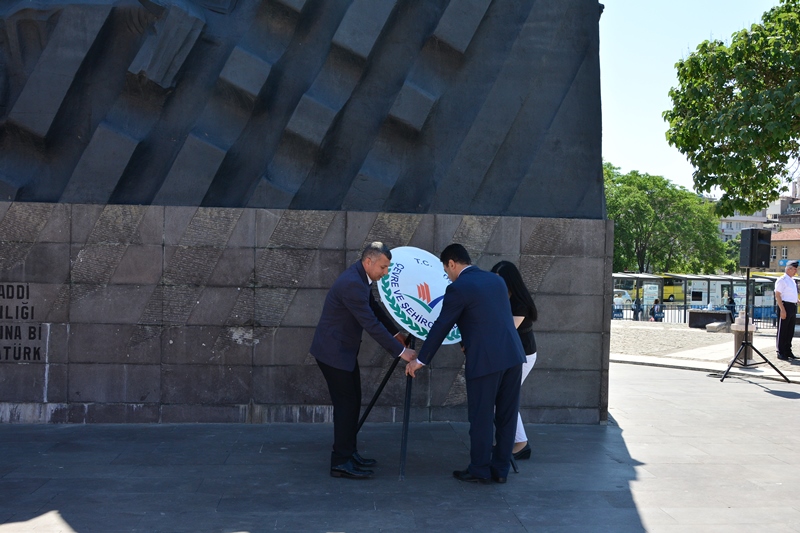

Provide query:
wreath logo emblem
left=378, top=247, right=461, bottom=344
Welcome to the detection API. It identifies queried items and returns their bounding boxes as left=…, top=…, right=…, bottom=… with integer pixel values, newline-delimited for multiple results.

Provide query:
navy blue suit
left=310, top=260, right=405, bottom=466
left=417, top=266, right=525, bottom=479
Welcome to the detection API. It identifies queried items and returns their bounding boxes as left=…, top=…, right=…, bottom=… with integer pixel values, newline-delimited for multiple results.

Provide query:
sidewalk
left=610, top=321, right=800, bottom=383
left=1, top=325, right=800, bottom=532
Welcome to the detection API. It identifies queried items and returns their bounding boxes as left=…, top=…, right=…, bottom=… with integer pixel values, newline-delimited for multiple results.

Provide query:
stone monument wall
left=0, top=203, right=612, bottom=423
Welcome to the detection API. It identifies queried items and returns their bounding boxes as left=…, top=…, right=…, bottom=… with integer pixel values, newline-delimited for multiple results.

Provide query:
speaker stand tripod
left=720, top=268, right=789, bottom=383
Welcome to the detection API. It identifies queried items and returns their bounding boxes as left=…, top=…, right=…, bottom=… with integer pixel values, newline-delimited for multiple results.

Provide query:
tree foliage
left=604, top=162, right=728, bottom=274
left=664, top=0, right=800, bottom=216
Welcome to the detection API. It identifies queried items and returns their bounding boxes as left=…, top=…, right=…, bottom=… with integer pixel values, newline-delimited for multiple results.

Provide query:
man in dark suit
left=310, top=242, right=417, bottom=479
left=406, top=244, right=525, bottom=484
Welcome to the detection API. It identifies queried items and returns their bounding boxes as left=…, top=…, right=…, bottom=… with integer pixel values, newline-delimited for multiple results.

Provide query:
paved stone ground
left=2, top=363, right=800, bottom=532
left=610, top=320, right=799, bottom=375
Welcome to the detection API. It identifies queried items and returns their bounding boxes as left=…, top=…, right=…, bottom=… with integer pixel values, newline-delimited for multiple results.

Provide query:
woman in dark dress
left=491, top=261, right=537, bottom=460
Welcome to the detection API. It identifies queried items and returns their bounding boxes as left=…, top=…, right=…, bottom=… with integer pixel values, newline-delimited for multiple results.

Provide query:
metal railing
left=611, top=304, right=778, bottom=327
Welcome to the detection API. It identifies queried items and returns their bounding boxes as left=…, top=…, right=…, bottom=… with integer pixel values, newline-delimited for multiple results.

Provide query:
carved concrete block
left=332, top=0, right=397, bottom=60
left=219, top=46, right=272, bottom=99
left=8, top=5, right=111, bottom=137
left=433, top=0, right=492, bottom=54
left=128, top=4, right=205, bottom=89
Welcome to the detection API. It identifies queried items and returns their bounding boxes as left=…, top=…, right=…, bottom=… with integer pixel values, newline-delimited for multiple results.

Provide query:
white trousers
left=514, top=352, right=537, bottom=443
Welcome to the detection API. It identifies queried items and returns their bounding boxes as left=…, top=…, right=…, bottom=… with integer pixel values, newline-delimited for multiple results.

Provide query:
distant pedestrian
left=775, top=261, right=798, bottom=361
left=632, top=297, right=643, bottom=321
left=649, top=299, right=663, bottom=322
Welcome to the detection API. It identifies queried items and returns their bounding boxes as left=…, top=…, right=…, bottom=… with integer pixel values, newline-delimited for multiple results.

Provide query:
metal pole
left=357, top=356, right=400, bottom=432
left=399, top=373, right=412, bottom=480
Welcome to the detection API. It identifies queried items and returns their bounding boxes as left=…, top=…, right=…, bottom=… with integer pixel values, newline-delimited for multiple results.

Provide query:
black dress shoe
left=452, top=469, right=491, bottom=484
left=513, top=443, right=531, bottom=460
left=787, top=354, right=798, bottom=360
left=778, top=355, right=790, bottom=361
left=352, top=451, right=377, bottom=467
left=331, top=460, right=373, bottom=479
left=492, top=475, right=507, bottom=484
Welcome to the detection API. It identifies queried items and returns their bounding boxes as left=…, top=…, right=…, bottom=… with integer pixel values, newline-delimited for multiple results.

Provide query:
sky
left=599, top=0, right=780, bottom=193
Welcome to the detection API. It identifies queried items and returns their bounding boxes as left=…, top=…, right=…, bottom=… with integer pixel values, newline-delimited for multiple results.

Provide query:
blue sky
left=599, top=0, right=779, bottom=192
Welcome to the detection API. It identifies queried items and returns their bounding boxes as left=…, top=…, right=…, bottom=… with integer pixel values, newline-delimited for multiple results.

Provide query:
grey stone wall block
left=345, top=212, right=379, bottom=250
left=275, top=288, right=324, bottom=327
left=159, top=285, right=203, bottom=325
left=285, top=94, right=337, bottom=147
left=528, top=369, right=601, bottom=408
left=433, top=214, right=463, bottom=252
left=534, top=294, right=603, bottom=334
left=38, top=204, right=71, bottom=243
left=206, top=248, right=254, bottom=287
left=332, top=0, right=397, bottom=60
left=70, top=204, right=105, bottom=244
left=8, top=5, right=111, bottom=137
left=255, top=248, right=314, bottom=287
left=227, top=208, right=255, bottom=248
left=484, top=217, right=522, bottom=255
left=160, top=404, right=245, bottom=423
left=69, top=284, right=157, bottom=325
left=69, top=363, right=161, bottom=403
left=186, top=287, right=247, bottom=326
left=404, top=215, right=436, bottom=252
left=249, top=403, right=332, bottom=424
left=432, top=0, right=492, bottom=54
left=364, top=213, right=424, bottom=250
left=164, top=206, right=199, bottom=246
left=71, top=244, right=128, bottom=284
left=46, top=323, right=69, bottom=363
left=61, top=123, right=139, bottom=204
left=521, top=407, right=600, bottom=425
left=255, top=209, right=284, bottom=247
left=516, top=254, right=555, bottom=294
left=219, top=46, right=272, bottom=99
left=0, top=243, right=70, bottom=283
left=534, top=332, right=604, bottom=371
left=86, top=205, right=149, bottom=245
left=268, top=210, right=336, bottom=248
left=162, top=326, right=252, bottom=365
left=253, top=326, right=314, bottom=366
left=252, top=365, right=326, bottom=404
left=68, top=324, right=161, bottom=364
left=109, top=245, right=163, bottom=285
left=128, top=4, right=205, bottom=89
left=535, top=256, right=605, bottom=297
left=451, top=216, right=500, bottom=256
left=254, top=287, right=297, bottom=327
left=163, top=246, right=226, bottom=285
left=319, top=211, right=346, bottom=250
left=388, top=82, right=436, bottom=132
left=0, top=203, right=55, bottom=244
left=161, top=364, right=251, bottom=404
left=45, top=363, right=69, bottom=402
left=82, top=403, right=160, bottom=423
left=0, top=365, right=45, bottom=402
left=299, top=249, right=346, bottom=289
left=522, top=218, right=608, bottom=257
left=181, top=208, right=243, bottom=247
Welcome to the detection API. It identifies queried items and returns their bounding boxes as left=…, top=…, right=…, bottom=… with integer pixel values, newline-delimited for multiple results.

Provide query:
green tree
left=664, top=0, right=800, bottom=216
left=604, top=162, right=727, bottom=274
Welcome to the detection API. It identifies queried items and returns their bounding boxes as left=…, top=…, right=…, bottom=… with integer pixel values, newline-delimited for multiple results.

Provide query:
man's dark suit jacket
left=310, top=260, right=404, bottom=371
left=417, top=266, right=525, bottom=378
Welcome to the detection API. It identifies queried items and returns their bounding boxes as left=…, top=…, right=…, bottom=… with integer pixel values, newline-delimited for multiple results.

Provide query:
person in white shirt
left=774, top=261, right=799, bottom=361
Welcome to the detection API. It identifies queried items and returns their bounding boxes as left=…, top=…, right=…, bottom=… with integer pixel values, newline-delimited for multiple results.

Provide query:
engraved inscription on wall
left=0, top=284, right=47, bottom=362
